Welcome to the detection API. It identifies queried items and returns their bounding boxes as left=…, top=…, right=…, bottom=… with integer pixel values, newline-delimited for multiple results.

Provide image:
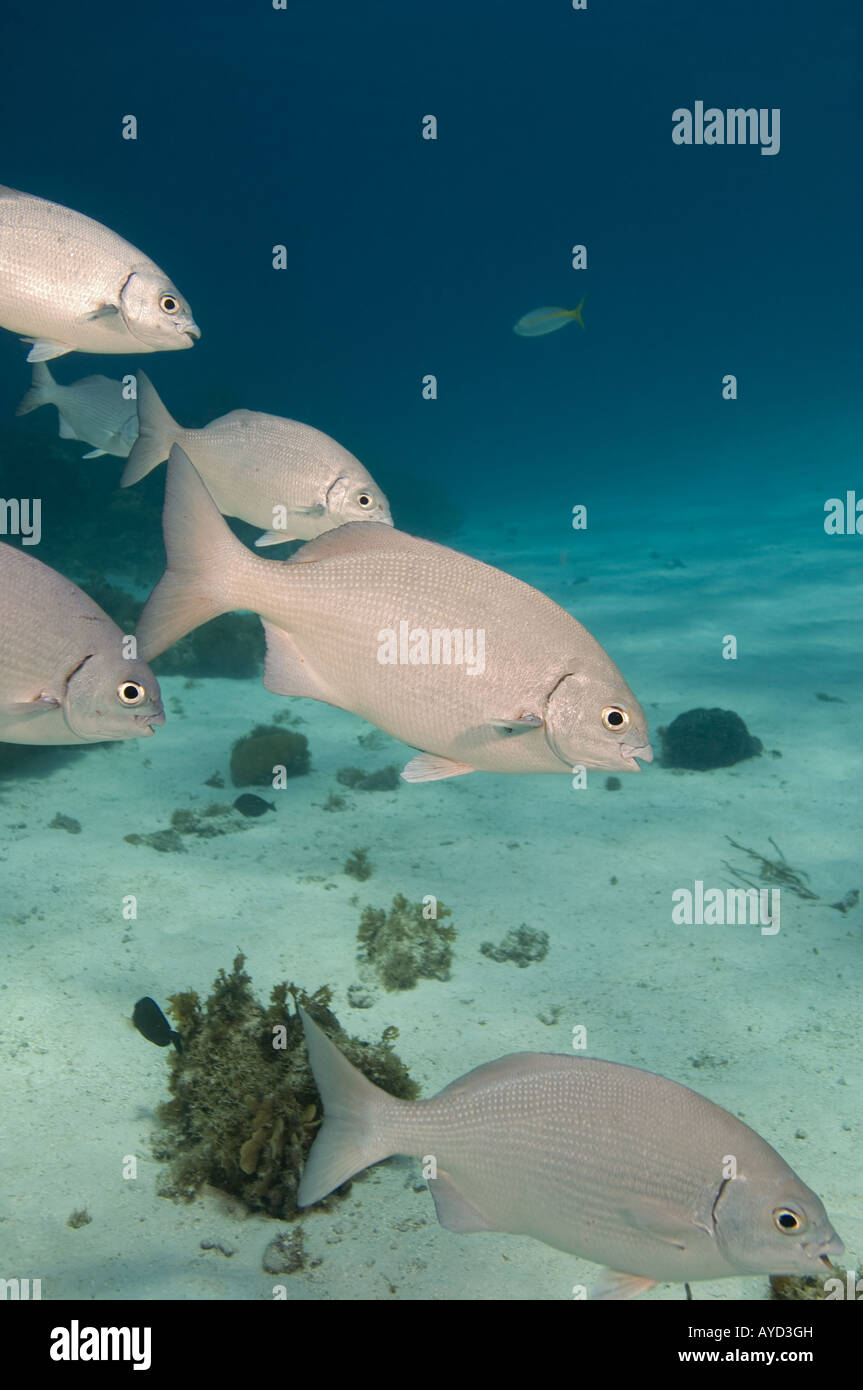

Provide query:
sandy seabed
left=1, top=499, right=860, bottom=1301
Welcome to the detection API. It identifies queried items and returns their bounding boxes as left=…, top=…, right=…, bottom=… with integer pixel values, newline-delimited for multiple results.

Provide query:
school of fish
left=0, top=182, right=844, bottom=1299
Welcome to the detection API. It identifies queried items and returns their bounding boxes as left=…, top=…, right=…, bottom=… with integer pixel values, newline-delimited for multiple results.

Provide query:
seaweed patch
left=153, top=955, right=418, bottom=1220
left=357, top=894, right=455, bottom=990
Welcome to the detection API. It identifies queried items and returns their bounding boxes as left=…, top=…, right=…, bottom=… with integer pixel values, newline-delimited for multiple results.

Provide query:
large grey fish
left=0, top=543, right=164, bottom=743
left=0, top=185, right=199, bottom=361
left=120, top=372, right=392, bottom=544
left=16, top=362, right=139, bottom=458
left=138, top=447, right=651, bottom=780
left=298, top=1009, right=844, bottom=1299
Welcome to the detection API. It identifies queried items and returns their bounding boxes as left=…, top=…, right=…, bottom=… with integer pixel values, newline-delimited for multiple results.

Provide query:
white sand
left=1, top=500, right=859, bottom=1302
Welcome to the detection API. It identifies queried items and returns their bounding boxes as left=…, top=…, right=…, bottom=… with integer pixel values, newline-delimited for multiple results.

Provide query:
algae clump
left=480, top=924, right=549, bottom=968
left=154, top=955, right=418, bottom=1220
left=345, top=848, right=373, bottom=881
left=357, top=894, right=454, bottom=990
left=336, top=764, right=400, bottom=791
left=769, top=1263, right=857, bottom=1300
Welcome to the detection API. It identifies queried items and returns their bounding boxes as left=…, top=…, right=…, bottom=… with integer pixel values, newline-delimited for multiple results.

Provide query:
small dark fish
left=233, top=793, right=276, bottom=818
left=133, top=997, right=182, bottom=1052
left=828, top=889, right=859, bottom=915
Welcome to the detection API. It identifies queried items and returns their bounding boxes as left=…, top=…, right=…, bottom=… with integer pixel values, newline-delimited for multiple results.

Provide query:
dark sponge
left=230, top=725, right=310, bottom=786
left=659, top=708, right=762, bottom=771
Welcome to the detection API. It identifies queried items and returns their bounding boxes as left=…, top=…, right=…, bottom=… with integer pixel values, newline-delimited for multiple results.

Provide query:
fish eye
left=357, top=493, right=373, bottom=508
left=773, top=1207, right=805, bottom=1234
left=117, top=681, right=147, bottom=706
left=601, top=705, right=631, bottom=733
left=160, top=294, right=179, bottom=314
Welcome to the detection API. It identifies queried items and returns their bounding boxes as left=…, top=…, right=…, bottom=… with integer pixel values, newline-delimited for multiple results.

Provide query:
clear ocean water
left=1, top=0, right=860, bottom=1318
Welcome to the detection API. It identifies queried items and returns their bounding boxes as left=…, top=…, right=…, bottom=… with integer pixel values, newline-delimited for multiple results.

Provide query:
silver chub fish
left=16, top=362, right=139, bottom=458
left=121, top=371, right=391, bottom=544
left=0, top=543, right=165, bottom=743
left=298, top=1009, right=844, bottom=1299
left=0, top=184, right=199, bottom=361
left=137, top=446, right=651, bottom=779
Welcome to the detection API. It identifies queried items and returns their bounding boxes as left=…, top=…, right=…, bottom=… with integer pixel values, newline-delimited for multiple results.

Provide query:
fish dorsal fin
left=427, top=1170, right=500, bottom=1233
left=287, top=521, right=415, bottom=566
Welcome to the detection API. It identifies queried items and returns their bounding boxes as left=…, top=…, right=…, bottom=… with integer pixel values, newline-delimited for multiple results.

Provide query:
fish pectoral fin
left=619, top=1201, right=698, bottom=1249
left=87, top=303, right=120, bottom=321
left=255, top=530, right=299, bottom=547
left=82, top=448, right=108, bottom=458
left=1, top=693, right=61, bottom=716
left=22, top=338, right=75, bottom=362
left=401, top=753, right=476, bottom=782
left=590, top=1270, right=657, bottom=1301
left=489, top=714, right=544, bottom=735
left=428, top=1171, right=499, bottom=1233
left=255, top=506, right=326, bottom=545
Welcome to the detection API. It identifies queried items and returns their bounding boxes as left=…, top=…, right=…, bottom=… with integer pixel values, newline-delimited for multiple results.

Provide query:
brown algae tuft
left=336, top=764, right=400, bottom=791
left=480, top=925, right=549, bottom=968
left=344, top=848, right=373, bottom=881
left=769, top=1264, right=859, bottom=1300
left=722, top=837, right=819, bottom=901
left=153, top=955, right=418, bottom=1220
left=125, top=803, right=243, bottom=851
left=357, top=894, right=455, bottom=990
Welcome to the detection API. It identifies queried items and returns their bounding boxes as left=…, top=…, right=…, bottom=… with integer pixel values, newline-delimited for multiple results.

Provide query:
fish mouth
left=621, top=741, right=654, bottom=770
left=138, top=709, right=166, bottom=733
left=815, top=1234, right=845, bottom=1265
left=183, top=324, right=201, bottom=344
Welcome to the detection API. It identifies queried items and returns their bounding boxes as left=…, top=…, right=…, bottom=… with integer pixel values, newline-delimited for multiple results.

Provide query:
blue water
left=1, top=0, right=860, bottom=1307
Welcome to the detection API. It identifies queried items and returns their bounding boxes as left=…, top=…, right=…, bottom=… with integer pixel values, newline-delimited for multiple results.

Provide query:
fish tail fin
left=14, top=362, right=54, bottom=416
left=120, top=371, right=177, bottom=487
left=136, top=445, right=249, bottom=660
left=571, top=296, right=586, bottom=329
left=297, top=1008, right=403, bottom=1207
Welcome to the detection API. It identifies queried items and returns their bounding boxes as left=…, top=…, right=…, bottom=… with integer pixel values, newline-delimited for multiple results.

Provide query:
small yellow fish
left=513, top=299, right=586, bottom=337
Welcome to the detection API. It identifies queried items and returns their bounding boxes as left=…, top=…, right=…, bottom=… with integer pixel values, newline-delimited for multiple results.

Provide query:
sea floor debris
left=722, top=837, right=819, bottom=901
